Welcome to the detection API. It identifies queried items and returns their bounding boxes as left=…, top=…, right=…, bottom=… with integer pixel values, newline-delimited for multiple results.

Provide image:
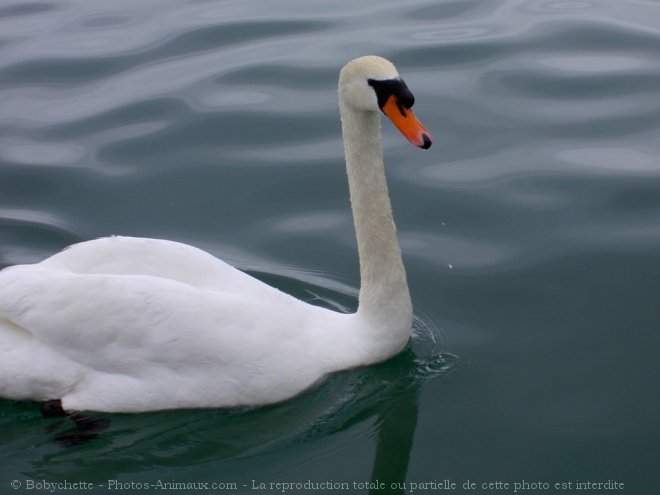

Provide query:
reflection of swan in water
left=370, top=390, right=419, bottom=494
left=0, top=56, right=432, bottom=414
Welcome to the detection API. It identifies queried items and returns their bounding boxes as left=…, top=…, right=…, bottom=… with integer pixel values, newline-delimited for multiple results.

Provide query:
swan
left=0, top=56, right=432, bottom=413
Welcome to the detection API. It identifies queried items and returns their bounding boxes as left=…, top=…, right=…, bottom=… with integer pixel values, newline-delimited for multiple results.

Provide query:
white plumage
left=0, top=56, right=431, bottom=412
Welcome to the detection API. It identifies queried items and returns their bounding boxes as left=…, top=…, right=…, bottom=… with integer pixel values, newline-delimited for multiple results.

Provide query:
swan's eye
left=368, top=78, right=415, bottom=111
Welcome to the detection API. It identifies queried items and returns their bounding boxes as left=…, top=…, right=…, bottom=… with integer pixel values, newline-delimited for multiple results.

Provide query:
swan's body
left=0, top=56, right=431, bottom=412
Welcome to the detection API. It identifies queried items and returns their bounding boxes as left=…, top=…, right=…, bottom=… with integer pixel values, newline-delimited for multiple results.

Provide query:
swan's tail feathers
left=0, top=318, right=83, bottom=403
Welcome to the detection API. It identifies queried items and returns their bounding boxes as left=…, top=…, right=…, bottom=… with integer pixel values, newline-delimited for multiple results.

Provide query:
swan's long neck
left=339, top=100, right=413, bottom=357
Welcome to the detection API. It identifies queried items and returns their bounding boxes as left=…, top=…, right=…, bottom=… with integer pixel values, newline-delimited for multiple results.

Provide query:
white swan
left=0, top=56, right=432, bottom=413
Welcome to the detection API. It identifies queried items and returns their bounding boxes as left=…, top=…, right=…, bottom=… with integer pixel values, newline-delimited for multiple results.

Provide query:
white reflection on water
left=1, top=141, right=84, bottom=166
left=536, top=54, right=649, bottom=72
left=557, top=147, right=658, bottom=174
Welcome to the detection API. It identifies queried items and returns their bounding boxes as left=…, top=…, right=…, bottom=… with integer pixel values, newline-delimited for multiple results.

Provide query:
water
left=1, top=0, right=659, bottom=493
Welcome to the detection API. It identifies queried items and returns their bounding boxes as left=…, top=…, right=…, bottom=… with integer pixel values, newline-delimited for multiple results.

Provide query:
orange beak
left=382, top=95, right=432, bottom=149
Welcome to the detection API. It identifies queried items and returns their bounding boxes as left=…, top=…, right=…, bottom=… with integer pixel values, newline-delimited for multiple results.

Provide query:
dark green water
left=1, top=0, right=659, bottom=494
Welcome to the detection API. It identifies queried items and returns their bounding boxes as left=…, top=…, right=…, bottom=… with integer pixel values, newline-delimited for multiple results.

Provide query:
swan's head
left=339, top=55, right=432, bottom=149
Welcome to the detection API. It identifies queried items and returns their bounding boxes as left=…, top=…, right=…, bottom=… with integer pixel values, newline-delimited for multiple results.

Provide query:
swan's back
left=38, top=236, right=271, bottom=295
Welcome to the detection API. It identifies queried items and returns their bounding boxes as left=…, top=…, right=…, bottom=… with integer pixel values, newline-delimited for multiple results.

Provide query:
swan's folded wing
left=0, top=265, right=275, bottom=375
